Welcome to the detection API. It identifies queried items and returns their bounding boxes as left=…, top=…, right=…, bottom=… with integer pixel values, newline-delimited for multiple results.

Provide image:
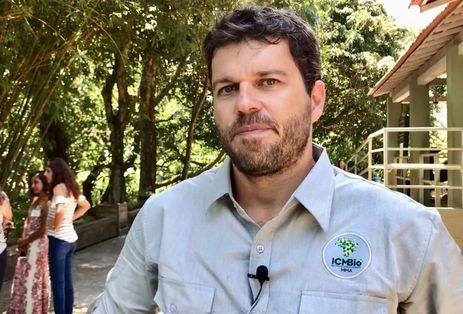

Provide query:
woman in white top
left=0, top=187, right=12, bottom=294
left=44, top=158, right=91, bottom=314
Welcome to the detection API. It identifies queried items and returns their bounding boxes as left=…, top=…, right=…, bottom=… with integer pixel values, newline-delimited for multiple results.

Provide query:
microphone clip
left=248, top=265, right=270, bottom=284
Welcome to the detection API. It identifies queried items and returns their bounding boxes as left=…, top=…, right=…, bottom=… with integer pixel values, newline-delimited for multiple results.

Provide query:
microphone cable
left=248, top=265, right=270, bottom=308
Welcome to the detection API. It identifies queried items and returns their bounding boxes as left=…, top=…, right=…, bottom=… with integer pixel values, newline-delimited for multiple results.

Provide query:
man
left=95, top=5, right=463, bottom=313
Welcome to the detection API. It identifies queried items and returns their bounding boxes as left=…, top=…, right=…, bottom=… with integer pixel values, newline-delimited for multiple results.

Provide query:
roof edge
left=369, top=0, right=462, bottom=97
left=409, top=0, right=425, bottom=8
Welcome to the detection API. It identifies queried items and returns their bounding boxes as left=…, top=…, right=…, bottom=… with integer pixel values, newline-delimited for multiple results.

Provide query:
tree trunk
left=82, top=151, right=107, bottom=207
left=39, top=113, right=69, bottom=162
left=107, top=122, right=126, bottom=203
left=182, top=78, right=208, bottom=180
left=101, top=31, right=132, bottom=204
left=138, top=57, right=185, bottom=201
left=138, top=56, right=157, bottom=202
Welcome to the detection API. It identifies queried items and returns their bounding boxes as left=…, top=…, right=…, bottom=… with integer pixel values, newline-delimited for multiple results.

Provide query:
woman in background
left=44, top=158, right=91, bottom=314
left=8, top=172, right=50, bottom=313
left=0, top=186, right=13, bottom=293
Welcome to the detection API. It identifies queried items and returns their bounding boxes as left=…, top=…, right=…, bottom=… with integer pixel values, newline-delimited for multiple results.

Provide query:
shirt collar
left=203, top=157, right=232, bottom=208
left=293, top=144, right=335, bottom=232
left=205, top=144, right=335, bottom=232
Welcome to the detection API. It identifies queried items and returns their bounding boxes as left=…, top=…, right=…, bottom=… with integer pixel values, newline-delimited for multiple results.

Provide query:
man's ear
left=310, top=80, right=325, bottom=123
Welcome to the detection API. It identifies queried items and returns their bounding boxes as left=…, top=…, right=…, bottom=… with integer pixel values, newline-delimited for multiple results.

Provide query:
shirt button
left=256, top=244, right=265, bottom=254
left=169, top=302, right=178, bottom=313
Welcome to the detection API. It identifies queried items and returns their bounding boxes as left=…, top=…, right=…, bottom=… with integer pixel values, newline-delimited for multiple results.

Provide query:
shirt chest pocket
left=299, top=291, right=389, bottom=314
left=154, top=277, right=216, bottom=314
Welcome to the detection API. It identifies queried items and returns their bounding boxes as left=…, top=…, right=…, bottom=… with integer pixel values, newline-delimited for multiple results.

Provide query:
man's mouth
left=233, top=123, right=274, bottom=137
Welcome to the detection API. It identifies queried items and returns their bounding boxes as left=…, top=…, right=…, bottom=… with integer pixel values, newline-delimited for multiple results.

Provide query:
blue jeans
left=48, top=236, right=77, bottom=314
left=0, top=248, right=7, bottom=294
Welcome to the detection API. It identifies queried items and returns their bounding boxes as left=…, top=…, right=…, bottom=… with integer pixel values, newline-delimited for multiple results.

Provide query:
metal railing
left=346, top=127, right=463, bottom=209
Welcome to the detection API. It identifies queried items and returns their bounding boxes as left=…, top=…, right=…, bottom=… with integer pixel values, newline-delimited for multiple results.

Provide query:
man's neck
left=231, top=146, right=315, bottom=226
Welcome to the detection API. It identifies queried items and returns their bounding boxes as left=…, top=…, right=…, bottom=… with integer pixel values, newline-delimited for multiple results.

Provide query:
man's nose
left=236, top=83, right=263, bottom=114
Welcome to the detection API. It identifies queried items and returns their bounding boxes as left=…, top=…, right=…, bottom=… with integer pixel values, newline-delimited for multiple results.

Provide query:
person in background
left=44, top=158, right=91, bottom=314
left=0, top=186, right=13, bottom=294
left=338, top=160, right=347, bottom=171
left=8, top=172, right=50, bottom=313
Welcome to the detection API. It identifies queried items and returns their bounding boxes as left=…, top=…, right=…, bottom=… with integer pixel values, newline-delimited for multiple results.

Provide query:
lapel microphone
left=248, top=265, right=270, bottom=306
left=248, top=265, right=270, bottom=283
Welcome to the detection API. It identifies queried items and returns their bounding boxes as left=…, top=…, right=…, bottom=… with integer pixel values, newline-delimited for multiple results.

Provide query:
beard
left=216, top=108, right=311, bottom=177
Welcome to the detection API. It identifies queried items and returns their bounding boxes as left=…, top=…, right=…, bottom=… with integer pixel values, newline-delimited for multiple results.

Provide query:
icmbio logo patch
left=323, top=233, right=371, bottom=279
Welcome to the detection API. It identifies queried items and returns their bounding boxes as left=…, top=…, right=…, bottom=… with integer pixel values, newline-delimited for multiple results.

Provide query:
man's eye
left=262, top=79, right=277, bottom=86
left=218, top=85, right=236, bottom=95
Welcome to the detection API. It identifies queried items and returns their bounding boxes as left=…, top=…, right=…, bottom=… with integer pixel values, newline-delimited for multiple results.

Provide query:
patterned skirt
left=7, top=236, right=50, bottom=314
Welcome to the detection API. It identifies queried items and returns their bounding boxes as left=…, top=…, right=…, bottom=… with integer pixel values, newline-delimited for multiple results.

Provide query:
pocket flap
left=299, top=291, right=389, bottom=314
left=154, top=277, right=215, bottom=314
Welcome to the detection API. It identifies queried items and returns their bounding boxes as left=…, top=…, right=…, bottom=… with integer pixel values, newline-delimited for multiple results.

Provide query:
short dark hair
left=203, top=5, right=321, bottom=94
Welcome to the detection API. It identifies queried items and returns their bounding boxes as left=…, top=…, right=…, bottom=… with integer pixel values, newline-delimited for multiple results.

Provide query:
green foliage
left=1, top=0, right=411, bottom=226
left=314, top=0, right=410, bottom=164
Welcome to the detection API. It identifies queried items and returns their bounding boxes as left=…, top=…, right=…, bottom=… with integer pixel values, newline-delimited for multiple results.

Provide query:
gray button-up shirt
left=95, top=145, right=463, bottom=313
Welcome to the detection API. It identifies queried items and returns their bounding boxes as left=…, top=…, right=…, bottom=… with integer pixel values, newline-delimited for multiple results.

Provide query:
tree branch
left=155, top=150, right=225, bottom=188
left=182, top=76, right=208, bottom=179
left=154, top=60, right=186, bottom=104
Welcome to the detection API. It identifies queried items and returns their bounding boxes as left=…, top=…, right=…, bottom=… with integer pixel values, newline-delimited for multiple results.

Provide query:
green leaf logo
left=335, top=238, right=359, bottom=258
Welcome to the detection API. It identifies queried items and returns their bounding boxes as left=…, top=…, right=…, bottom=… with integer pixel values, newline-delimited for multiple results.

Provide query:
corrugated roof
left=370, top=0, right=463, bottom=97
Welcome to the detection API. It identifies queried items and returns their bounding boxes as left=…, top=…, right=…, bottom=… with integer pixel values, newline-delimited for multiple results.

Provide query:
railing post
left=384, top=129, right=389, bottom=187
left=346, top=127, right=463, bottom=209
left=368, top=138, right=373, bottom=181
left=419, top=154, right=424, bottom=204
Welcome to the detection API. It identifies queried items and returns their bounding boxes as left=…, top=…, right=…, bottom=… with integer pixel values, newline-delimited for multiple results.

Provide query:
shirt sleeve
left=0, top=191, right=8, bottom=203
left=400, top=213, right=463, bottom=313
left=94, top=208, right=158, bottom=313
left=52, top=195, right=68, bottom=205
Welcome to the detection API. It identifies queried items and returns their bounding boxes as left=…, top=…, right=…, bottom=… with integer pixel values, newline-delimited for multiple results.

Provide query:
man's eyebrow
left=211, top=77, right=234, bottom=91
left=256, top=69, right=288, bottom=77
left=211, top=70, right=287, bottom=91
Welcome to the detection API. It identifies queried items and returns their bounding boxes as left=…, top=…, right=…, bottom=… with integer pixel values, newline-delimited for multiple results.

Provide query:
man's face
left=211, top=40, right=324, bottom=176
